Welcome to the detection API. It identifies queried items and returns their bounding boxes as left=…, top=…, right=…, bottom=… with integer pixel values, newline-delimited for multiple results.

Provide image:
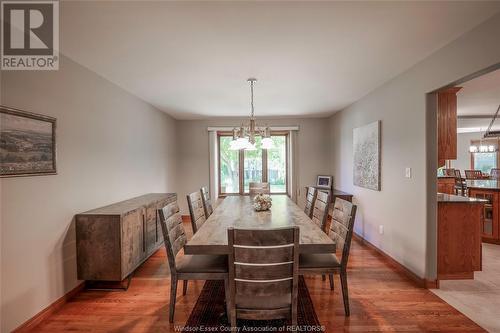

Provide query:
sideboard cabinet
left=76, top=193, right=176, bottom=282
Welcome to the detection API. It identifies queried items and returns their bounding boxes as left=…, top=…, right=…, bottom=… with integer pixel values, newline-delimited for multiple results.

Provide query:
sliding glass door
left=218, top=133, right=288, bottom=196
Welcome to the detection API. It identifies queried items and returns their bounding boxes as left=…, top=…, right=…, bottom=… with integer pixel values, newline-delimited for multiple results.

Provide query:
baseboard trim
left=425, top=279, right=440, bottom=289
left=13, top=281, right=85, bottom=332
left=438, top=272, right=474, bottom=280
left=353, top=233, right=435, bottom=289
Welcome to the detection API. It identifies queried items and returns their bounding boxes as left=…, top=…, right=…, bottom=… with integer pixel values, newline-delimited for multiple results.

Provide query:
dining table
left=184, top=195, right=336, bottom=255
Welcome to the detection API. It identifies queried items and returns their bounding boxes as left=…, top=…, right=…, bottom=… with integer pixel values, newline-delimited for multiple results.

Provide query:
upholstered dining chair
left=248, top=182, right=270, bottom=196
left=299, top=198, right=357, bottom=316
left=311, top=190, right=330, bottom=232
left=158, top=201, right=229, bottom=323
left=227, top=227, right=300, bottom=327
left=465, top=169, right=483, bottom=180
left=304, top=187, right=317, bottom=219
left=200, top=186, right=213, bottom=219
left=187, top=191, right=206, bottom=234
left=490, top=168, right=500, bottom=180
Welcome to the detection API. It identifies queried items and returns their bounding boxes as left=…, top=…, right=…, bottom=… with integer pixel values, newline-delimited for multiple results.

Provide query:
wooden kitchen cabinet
left=437, top=176, right=456, bottom=195
left=437, top=87, right=461, bottom=167
left=468, top=183, right=500, bottom=244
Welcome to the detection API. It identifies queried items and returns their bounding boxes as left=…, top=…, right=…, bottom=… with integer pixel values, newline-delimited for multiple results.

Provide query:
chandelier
left=230, top=78, right=273, bottom=150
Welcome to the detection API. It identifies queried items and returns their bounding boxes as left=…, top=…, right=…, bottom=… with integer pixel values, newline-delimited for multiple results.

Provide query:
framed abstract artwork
left=353, top=120, right=380, bottom=191
left=0, top=106, right=57, bottom=177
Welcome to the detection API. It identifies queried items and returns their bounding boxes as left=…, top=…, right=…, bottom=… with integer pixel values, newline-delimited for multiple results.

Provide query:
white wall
left=451, top=132, right=481, bottom=172
left=0, top=56, right=177, bottom=332
left=176, top=118, right=331, bottom=214
left=329, top=13, right=500, bottom=279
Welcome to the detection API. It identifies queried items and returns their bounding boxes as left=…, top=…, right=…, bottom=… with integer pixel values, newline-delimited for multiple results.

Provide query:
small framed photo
left=316, top=175, right=333, bottom=189
left=1, top=106, right=57, bottom=178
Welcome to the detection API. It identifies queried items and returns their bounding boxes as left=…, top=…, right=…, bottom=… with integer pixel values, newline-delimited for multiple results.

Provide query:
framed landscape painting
left=353, top=120, right=380, bottom=191
left=0, top=106, right=57, bottom=177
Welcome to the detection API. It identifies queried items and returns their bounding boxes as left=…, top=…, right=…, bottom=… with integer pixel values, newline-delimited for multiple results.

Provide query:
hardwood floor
left=27, top=222, right=485, bottom=332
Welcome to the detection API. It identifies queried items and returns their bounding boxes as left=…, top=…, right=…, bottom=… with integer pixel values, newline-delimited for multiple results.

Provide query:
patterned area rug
left=183, top=276, right=323, bottom=332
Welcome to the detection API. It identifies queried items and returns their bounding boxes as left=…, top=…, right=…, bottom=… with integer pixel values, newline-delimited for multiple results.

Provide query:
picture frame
left=316, top=175, right=333, bottom=189
left=0, top=106, right=57, bottom=178
left=353, top=120, right=381, bottom=191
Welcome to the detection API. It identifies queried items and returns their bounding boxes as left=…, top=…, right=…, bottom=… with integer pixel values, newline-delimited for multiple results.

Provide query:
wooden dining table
left=184, top=195, right=336, bottom=255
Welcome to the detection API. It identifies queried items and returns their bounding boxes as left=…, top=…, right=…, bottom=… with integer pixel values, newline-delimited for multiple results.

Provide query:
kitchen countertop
left=466, top=180, right=500, bottom=191
left=438, top=193, right=488, bottom=203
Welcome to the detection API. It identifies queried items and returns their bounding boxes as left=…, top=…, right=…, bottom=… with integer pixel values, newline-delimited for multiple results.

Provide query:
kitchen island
left=437, top=193, right=486, bottom=280
left=467, top=180, right=500, bottom=244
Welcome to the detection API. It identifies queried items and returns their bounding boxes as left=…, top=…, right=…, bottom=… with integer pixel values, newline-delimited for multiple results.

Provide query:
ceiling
left=60, top=1, right=500, bottom=120
left=456, top=68, right=500, bottom=133
left=457, top=69, right=500, bottom=116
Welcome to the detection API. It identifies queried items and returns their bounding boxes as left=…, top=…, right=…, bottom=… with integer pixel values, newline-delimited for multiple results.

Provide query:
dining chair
left=158, top=201, right=229, bottom=323
left=227, top=227, right=299, bottom=327
left=442, top=168, right=456, bottom=176
left=454, top=169, right=467, bottom=196
left=465, top=169, right=483, bottom=180
left=311, top=190, right=330, bottom=232
left=299, top=198, right=357, bottom=316
left=200, top=186, right=213, bottom=219
left=187, top=191, right=206, bottom=234
left=248, top=182, right=270, bottom=196
left=490, top=168, right=500, bottom=180
left=304, top=186, right=317, bottom=219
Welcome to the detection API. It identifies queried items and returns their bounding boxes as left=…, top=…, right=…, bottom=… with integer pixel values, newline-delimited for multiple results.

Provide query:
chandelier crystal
left=230, top=78, right=273, bottom=150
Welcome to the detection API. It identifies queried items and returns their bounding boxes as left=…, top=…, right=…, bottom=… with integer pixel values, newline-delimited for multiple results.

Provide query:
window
left=470, top=139, right=499, bottom=174
left=243, top=136, right=263, bottom=193
left=267, top=136, right=287, bottom=193
left=219, top=136, right=239, bottom=194
left=473, top=153, right=497, bottom=174
left=218, top=133, right=288, bottom=195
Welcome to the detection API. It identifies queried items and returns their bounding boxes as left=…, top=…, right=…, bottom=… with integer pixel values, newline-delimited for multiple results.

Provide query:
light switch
left=379, top=225, right=384, bottom=235
left=405, top=167, right=412, bottom=178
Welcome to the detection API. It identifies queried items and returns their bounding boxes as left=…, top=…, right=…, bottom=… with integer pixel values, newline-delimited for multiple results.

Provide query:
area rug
left=182, top=276, right=323, bottom=332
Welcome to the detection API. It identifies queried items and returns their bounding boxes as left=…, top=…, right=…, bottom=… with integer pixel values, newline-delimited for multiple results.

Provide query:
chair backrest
left=187, top=191, right=206, bottom=234
left=465, top=169, right=482, bottom=180
left=491, top=168, right=500, bottom=179
left=158, top=201, right=187, bottom=274
left=443, top=168, right=456, bottom=176
left=311, top=190, right=330, bottom=232
left=327, top=198, right=357, bottom=268
left=200, top=186, right=213, bottom=219
left=248, top=182, right=270, bottom=196
left=228, top=227, right=299, bottom=320
left=304, top=187, right=317, bottom=219
left=454, top=169, right=465, bottom=190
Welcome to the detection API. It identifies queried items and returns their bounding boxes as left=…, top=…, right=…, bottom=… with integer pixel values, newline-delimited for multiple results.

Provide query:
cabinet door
left=121, top=208, right=144, bottom=278
left=469, top=190, right=499, bottom=240
left=145, top=204, right=158, bottom=254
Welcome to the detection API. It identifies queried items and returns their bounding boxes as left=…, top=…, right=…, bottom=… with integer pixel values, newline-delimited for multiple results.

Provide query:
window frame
left=218, top=131, right=289, bottom=197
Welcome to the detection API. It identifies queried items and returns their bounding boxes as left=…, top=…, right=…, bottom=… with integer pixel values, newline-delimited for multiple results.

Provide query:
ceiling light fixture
left=230, top=78, right=273, bottom=150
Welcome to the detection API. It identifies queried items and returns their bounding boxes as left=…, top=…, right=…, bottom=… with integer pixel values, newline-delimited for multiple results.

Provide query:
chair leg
left=182, top=280, right=188, bottom=296
left=340, top=270, right=350, bottom=316
left=322, top=274, right=326, bottom=281
left=169, top=276, right=178, bottom=323
left=224, top=277, right=231, bottom=323
left=328, top=274, right=334, bottom=290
